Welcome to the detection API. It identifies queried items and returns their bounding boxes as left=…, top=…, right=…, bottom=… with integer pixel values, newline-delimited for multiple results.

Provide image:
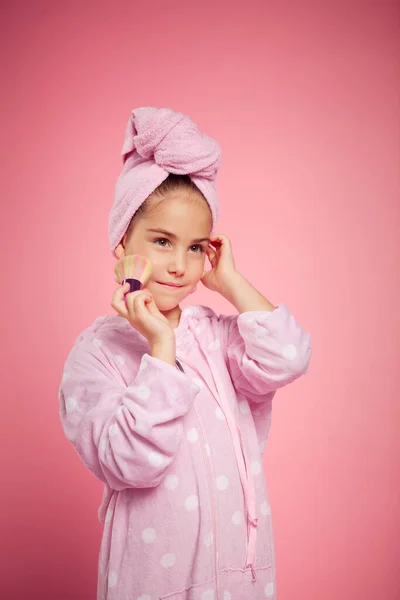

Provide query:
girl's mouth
left=156, top=281, right=185, bottom=289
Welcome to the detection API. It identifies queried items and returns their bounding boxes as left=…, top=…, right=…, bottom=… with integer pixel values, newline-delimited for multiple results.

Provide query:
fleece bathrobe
left=59, top=303, right=312, bottom=600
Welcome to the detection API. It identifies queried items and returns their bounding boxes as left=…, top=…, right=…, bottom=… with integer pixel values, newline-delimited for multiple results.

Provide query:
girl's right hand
left=111, top=284, right=175, bottom=347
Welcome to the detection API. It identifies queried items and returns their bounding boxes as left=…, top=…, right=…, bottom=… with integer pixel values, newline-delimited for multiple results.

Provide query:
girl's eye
left=154, top=238, right=170, bottom=247
left=190, top=245, right=204, bottom=253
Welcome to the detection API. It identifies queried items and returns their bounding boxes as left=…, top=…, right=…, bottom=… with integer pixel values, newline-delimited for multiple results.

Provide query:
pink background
left=1, top=1, right=399, bottom=598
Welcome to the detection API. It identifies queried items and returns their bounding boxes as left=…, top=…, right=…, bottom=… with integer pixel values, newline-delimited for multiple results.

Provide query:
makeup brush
left=114, top=254, right=153, bottom=294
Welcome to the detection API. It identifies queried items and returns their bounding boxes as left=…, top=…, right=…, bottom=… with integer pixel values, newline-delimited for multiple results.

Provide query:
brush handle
left=122, top=278, right=143, bottom=294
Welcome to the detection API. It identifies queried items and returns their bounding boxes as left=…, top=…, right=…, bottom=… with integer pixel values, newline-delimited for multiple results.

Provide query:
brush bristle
left=114, top=254, right=153, bottom=286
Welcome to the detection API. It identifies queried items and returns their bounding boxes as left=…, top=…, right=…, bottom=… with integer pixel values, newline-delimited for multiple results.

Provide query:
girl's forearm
left=221, top=271, right=276, bottom=314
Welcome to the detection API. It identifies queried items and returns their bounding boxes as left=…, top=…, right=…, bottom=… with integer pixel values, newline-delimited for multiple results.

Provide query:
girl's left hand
left=201, top=234, right=237, bottom=294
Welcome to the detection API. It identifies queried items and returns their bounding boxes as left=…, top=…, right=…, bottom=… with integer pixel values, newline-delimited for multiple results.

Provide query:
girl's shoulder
left=64, top=314, right=148, bottom=375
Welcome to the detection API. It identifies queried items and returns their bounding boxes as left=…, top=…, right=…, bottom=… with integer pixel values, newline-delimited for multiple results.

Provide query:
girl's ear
left=114, top=243, right=126, bottom=259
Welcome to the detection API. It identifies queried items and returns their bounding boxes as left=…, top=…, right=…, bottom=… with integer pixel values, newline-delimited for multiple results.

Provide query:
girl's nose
left=168, top=252, right=186, bottom=276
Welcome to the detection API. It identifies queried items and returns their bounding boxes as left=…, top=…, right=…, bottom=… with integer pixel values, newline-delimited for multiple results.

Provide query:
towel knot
left=122, top=107, right=221, bottom=180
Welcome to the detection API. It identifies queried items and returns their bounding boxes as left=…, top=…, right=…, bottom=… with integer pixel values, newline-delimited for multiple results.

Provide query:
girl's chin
left=152, top=294, right=189, bottom=313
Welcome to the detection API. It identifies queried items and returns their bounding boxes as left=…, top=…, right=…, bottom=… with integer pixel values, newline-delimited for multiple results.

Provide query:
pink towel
left=108, top=107, right=222, bottom=252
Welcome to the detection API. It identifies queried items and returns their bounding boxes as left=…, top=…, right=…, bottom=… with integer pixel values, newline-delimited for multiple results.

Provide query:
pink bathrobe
left=59, top=303, right=312, bottom=600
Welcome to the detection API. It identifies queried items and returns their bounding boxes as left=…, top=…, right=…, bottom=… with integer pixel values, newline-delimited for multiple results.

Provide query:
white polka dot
left=232, top=510, right=243, bottom=525
left=215, top=407, right=225, bottom=420
left=138, top=358, right=148, bottom=372
left=161, top=553, right=176, bottom=568
left=282, top=344, right=297, bottom=360
left=135, top=420, right=150, bottom=436
left=137, top=595, right=152, bottom=600
left=192, top=377, right=204, bottom=390
left=115, top=354, right=125, bottom=365
left=202, top=590, right=215, bottom=600
left=108, top=571, right=118, bottom=587
left=105, top=506, right=113, bottom=524
left=135, top=383, right=151, bottom=400
left=187, top=428, right=199, bottom=443
left=61, top=371, right=71, bottom=383
left=190, top=380, right=201, bottom=393
left=109, top=423, right=118, bottom=436
left=205, top=444, right=211, bottom=457
left=93, top=337, right=103, bottom=348
left=251, top=460, right=262, bottom=475
left=261, top=501, right=271, bottom=516
left=204, top=531, right=214, bottom=547
left=208, top=339, right=221, bottom=351
left=216, top=475, right=229, bottom=490
left=148, top=452, right=165, bottom=467
left=239, top=400, right=250, bottom=415
left=164, top=474, right=179, bottom=490
left=224, top=591, right=232, bottom=600
left=141, top=528, right=156, bottom=544
left=99, top=437, right=108, bottom=452
left=65, top=395, right=77, bottom=413
left=185, top=495, right=199, bottom=511
left=265, top=582, right=275, bottom=597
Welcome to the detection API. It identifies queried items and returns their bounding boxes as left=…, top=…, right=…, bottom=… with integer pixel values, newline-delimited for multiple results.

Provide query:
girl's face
left=117, top=190, right=212, bottom=313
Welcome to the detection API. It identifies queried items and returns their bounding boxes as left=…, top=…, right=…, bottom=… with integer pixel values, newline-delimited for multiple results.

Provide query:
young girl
left=59, top=107, right=312, bottom=600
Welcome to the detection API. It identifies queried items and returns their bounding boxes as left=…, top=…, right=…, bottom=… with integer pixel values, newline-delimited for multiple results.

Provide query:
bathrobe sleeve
left=222, top=303, right=312, bottom=399
left=58, top=339, right=201, bottom=491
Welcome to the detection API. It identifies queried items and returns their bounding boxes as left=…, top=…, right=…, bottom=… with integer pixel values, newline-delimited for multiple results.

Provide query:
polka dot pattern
left=192, top=377, right=204, bottom=390
left=184, top=495, right=199, bottom=511
left=208, top=339, right=221, bottom=351
left=108, top=571, right=118, bottom=587
left=265, top=582, right=275, bottom=597
left=109, top=423, right=118, bottom=437
left=204, top=531, right=214, bottom=547
left=161, top=553, right=176, bottom=569
left=224, top=591, right=232, bottom=600
left=115, top=354, right=125, bottom=365
left=148, top=452, right=165, bottom=467
left=232, top=510, right=243, bottom=525
left=105, top=506, right=113, bottom=524
left=251, top=460, right=262, bottom=475
left=65, top=395, right=77, bottom=413
left=282, top=344, right=297, bottom=360
left=216, top=475, right=229, bottom=490
left=99, top=437, right=108, bottom=452
left=215, top=407, right=225, bottom=420
left=135, top=383, right=151, bottom=400
left=187, top=428, right=199, bottom=443
left=239, top=400, right=250, bottom=415
left=135, top=420, right=150, bottom=436
left=202, top=590, right=215, bottom=600
left=261, top=501, right=271, bottom=516
left=141, top=528, right=156, bottom=544
left=164, top=474, right=179, bottom=490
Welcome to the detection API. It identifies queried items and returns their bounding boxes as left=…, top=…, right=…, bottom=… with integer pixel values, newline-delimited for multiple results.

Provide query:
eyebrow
left=147, top=228, right=210, bottom=244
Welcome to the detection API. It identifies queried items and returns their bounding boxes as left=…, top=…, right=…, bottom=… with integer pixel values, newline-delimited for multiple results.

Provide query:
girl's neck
left=161, top=305, right=182, bottom=330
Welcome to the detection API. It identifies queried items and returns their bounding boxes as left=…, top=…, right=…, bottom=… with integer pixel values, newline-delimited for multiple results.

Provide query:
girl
left=59, top=107, right=312, bottom=600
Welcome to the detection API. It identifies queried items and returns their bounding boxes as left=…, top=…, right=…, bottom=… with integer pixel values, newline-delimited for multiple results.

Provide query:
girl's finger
left=145, top=295, right=163, bottom=318
left=133, top=292, right=154, bottom=325
left=111, top=283, right=131, bottom=319
left=210, top=234, right=231, bottom=252
left=125, top=289, right=151, bottom=318
left=206, top=246, right=217, bottom=264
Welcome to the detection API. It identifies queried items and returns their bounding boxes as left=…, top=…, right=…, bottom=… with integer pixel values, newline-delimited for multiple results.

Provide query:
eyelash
left=153, top=238, right=205, bottom=253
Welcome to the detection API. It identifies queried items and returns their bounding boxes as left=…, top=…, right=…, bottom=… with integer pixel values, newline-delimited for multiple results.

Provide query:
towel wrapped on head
left=108, top=107, right=221, bottom=253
